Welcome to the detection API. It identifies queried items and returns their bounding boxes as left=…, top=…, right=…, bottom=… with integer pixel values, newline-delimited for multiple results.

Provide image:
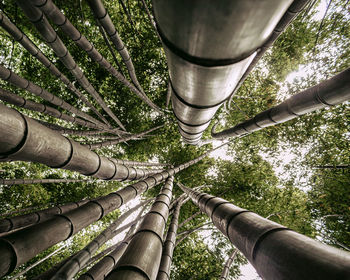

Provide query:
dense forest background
left=0, top=0, right=349, bottom=279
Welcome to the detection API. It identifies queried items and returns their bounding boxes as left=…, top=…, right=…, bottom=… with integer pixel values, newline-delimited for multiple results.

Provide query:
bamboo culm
left=179, top=185, right=350, bottom=279
left=156, top=200, right=182, bottom=280
left=0, top=11, right=109, bottom=126
left=17, top=0, right=125, bottom=130
left=220, top=250, right=237, bottom=280
left=0, top=178, right=89, bottom=186
left=0, top=104, right=163, bottom=181
left=106, top=177, right=174, bottom=280
left=111, top=159, right=169, bottom=168
left=0, top=199, right=89, bottom=234
left=214, top=68, right=350, bottom=139
left=0, top=87, right=104, bottom=130
left=0, top=64, right=107, bottom=129
left=51, top=199, right=152, bottom=279
left=85, top=125, right=164, bottom=150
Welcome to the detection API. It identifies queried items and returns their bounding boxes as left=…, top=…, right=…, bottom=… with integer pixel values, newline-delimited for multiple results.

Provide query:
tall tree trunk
left=179, top=185, right=350, bottom=280
left=51, top=199, right=152, bottom=279
left=0, top=178, right=88, bottom=186
left=17, top=0, right=126, bottom=130
left=106, top=177, right=174, bottom=280
left=0, top=11, right=109, bottom=126
left=219, top=249, right=237, bottom=280
left=0, top=64, right=106, bottom=129
left=156, top=200, right=182, bottom=280
left=213, top=69, right=350, bottom=139
left=0, top=87, right=103, bottom=130
left=79, top=201, right=149, bottom=280
left=85, top=125, right=164, bottom=150
left=0, top=104, right=161, bottom=181
left=0, top=199, right=89, bottom=234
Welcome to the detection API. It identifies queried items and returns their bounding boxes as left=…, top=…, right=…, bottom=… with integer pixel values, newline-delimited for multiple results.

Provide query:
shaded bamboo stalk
left=51, top=199, right=152, bottom=279
left=0, top=64, right=106, bottom=129
left=10, top=245, right=67, bottom=280
left=106, top=177, right=174, bottom=280
left=87, top=0, right=163, bottom=113
left=220, top=249, right=237, bottom=280
left=227, top=0, right=310, bottom=108
left=179, top=185, right=350, bottom=279
left=0, top=103, right=162, bottom=181
left=86, top=0, right=143, bottom=93
left=0, top=87, right=104, bottom=130
left=156, top=200, right=182, bottom=280
left=85, top=124, right=163, bottom=150
left=18, top=0, right=125, bottom=130
left=0, top=205, right=48, bottom=218
left=178, top=211, right=202, bottom=228
left=175, top=222, right=212, bottom=246
left=165, top=81, right=171, bottom=108
left=313, top=165, right=350, bottom=169
left=0, top=149, right=207, bottom=276
left=214, top=68, right=350, bottom=139
left=0, top=178, right=89, bottom=186
left=0, top=199, right=89, bottom=234
left=79, top=201, right=149, bottom=279
left=140, top=0, right=162, bottom=42
left=0, top=11, right=109, bottom=126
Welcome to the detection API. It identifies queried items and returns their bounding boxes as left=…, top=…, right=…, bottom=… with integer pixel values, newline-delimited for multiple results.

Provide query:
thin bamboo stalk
left=156, top=200, right=182, bottom=280
left=219, top=249, right=237, bottom=280
left=0, top=64, right=106, bottom=129
left=17, top=0, right=125, bottom=130
left=111, top=159, right=169, bottom=168
left=0, top=11, right=109, bottom=126
left=179, top=185, right=350, bottom=279
left=85, top=124, right=163, bottom=150
left=106, top=177, right=174, bottom=280
left=0, top=87, right=104, bottom=130
left=140, top=0, right=162, bottom=42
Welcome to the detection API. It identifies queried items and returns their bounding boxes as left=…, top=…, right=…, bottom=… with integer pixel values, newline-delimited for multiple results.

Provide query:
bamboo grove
left=0, top=0, right=349, bottom=279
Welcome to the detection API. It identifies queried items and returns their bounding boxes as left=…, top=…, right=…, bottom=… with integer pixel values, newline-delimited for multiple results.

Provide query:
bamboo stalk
left=106, top=177, right=174, bottom=280
left=179, top=185, right=350, bottom=279
left=219, top=249, right=237, bottom=280
left=0, top=178, right=89, bottom=186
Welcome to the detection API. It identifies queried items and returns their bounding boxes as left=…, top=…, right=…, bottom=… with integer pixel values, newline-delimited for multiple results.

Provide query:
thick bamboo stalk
left=0, top=149, right=207, bottom=276
left=0, top=11, right=109, bottom=126
left=179, top=185, right=350, bottom=279
left=227, top=0, right=310, bottom=108
left=0, top=178, right=88, bottom=186
left=79, top=201, right=149, bottom=280
left=0, top=87, right=103, bottom=130
left=156, top=200, right=182, bottom=280
left=0, top=199, right=89, bottom=234
left=0, top=64, right=106, bottom=129
left=17, top=0, right=125, bottom=130
left=86, top=0, right=144, bottom=93
left=0, top=104, right=161, bottom=181
left=106, top=176, right=174, bottom=280
left=51, top=199, right=152, bottom=279
left=213, top=68, right=350, bottom=139
left=85, top=125, right=164, bottom=150
left=219, top=249, right=237, bottom=280
left=29, top=0, right=162, bottom=115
